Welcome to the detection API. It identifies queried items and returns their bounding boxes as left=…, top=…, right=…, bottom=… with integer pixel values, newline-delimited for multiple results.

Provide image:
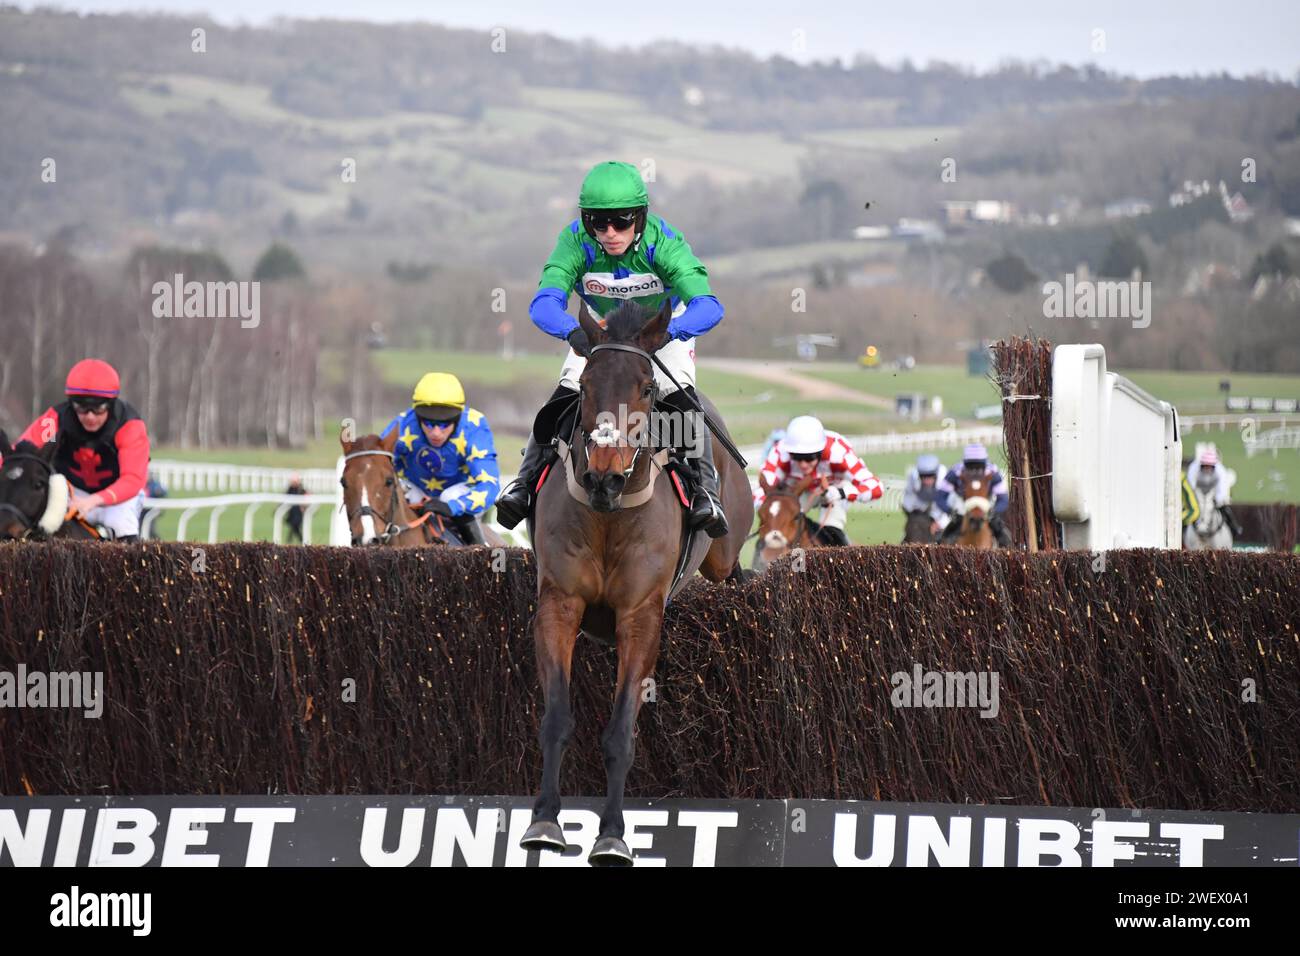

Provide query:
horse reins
left=342, top=449, right=440, bottom=545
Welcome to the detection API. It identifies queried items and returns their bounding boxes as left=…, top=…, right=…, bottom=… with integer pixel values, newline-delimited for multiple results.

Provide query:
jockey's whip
left=649, top=353, right=748, bottom=468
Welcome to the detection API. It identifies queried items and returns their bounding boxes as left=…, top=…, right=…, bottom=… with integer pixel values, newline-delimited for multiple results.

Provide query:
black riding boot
left=668, top=388, right=729, bottom=539
left=815, top=524, right=850, bottom=547
left=452, top=514, right=486, bottom=546
left=689, top=439, right=730, bottom=538
left=990, top=513, right=1013, bottom=548
left=494, top=385, right=573, bottom=529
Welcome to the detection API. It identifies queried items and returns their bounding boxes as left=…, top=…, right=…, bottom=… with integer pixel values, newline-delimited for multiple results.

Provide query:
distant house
left=1182, top=263, right=1241, bottom=296
left=1169, top=179, right=1213, bottom=207
left=1104, top=198, right=1152, bottom=219
left=852, top=225, right=891, bottom=240
left=893, top=218, right=946, bottom=242
left=1218, top=181, right=1253, bottom=223
left=940, top=200, right=1016, bottom=226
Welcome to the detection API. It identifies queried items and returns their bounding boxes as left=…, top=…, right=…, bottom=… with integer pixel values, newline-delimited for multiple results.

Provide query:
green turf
left=799, top=363, right=1003, bottom=420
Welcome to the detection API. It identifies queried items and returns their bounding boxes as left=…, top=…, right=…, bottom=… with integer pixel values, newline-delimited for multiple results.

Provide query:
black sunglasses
left=420, top=417, right=457, bottom=429
left=72, top=398, right=110, bottom=413
left=789, top=452, right=820, bottom=463
left=583, top=211, right=638, bottom=233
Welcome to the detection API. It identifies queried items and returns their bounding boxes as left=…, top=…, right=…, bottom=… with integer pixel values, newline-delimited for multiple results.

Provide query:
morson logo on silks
left=582, top=272, right=663, bottom=299
left=1, top=797, right=1296, bottom=867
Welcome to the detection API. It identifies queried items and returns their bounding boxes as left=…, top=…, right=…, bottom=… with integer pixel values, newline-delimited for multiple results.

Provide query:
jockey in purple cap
left=937, top=442, right=1012, bottom=547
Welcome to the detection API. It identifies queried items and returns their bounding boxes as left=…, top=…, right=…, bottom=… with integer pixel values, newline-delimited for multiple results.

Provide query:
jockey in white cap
left=756, top=415, right=882, bottom=546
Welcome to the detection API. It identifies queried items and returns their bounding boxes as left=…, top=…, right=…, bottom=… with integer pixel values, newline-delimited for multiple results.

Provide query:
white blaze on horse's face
left=358, top=485, right=377, bottom=545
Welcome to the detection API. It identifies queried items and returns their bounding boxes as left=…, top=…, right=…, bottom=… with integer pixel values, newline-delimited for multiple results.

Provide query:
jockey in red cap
left=11, top=358, right=151, bottom=540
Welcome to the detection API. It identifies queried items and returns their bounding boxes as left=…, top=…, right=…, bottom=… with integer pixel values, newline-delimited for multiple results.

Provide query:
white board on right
left=1051, top=344, right=1182, bottom=550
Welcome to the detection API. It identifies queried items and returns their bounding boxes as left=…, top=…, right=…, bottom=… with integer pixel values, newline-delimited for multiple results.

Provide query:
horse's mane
left=6, top=439, right=45, bottom=457
left=602, top=300, right=654, bottom=343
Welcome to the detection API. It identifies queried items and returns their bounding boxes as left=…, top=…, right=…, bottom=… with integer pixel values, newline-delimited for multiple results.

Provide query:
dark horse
left=519, top=299, right=753, bottom=865
left=0, top=432, right=97, bottom=540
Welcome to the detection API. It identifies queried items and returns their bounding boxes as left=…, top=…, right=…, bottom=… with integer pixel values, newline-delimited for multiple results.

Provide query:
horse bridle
left=0, top=452, right=57, bottom=539
left=341, top=449, right=436, bottom=546
left=574, top=342, right=660, bottom=488
left=755, top=484, right=823, bottom=550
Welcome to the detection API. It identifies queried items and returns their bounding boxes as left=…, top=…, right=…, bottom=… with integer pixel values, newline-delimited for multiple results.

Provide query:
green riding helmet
left=579, top=161, right=649, bottom=243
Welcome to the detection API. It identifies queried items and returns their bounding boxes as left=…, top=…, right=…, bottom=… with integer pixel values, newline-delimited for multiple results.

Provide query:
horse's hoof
left=588, top=836, right=634, bottom=867
left=520, top=820, right=567, bottom=853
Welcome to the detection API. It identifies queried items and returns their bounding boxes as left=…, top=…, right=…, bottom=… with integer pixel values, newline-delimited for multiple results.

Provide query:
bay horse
left=902, top=510, right=938, bottom=544
left=952, top=465, right=996, bottom=549
left=0, top=432, right=100, bottom=541
left=519, top=299, right=753, bottom=866
left=751, top=471, right=830, bottom=573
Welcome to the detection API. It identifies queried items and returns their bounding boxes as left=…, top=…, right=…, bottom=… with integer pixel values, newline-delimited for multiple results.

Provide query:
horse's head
left=340, top=430, right=402, bottom=545
left=0, top=432, right=67, bottom=540
left=574, top=298, right=671, bottom=512
left=752, top=471, right=821, bottom=572
left=959, top=466, right=990, bottom=531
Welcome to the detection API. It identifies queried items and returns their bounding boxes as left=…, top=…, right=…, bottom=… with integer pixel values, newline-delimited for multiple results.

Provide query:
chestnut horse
left=953, top=465, right=996, bottom=549
left=340, top=432, right=463, bottom=547
left=519, top=299, right=753, bottom=865
left=750, top=471, right=829, bottom=573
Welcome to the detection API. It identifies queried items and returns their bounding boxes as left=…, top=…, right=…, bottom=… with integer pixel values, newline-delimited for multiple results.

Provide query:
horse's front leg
left=589, top=596, right=664, bottom=866
left=520, top=587, right=583, bottom=854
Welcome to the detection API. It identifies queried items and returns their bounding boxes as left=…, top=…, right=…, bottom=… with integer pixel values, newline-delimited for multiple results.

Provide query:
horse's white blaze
left=768, top=501, right=781, bottom=517
left=970, top=479, right=982, bottom=491
left=359, top=485, right=377, bottom=544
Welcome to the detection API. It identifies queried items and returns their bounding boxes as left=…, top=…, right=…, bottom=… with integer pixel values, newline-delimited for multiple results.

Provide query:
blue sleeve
left=449, top=419, right=502, bottom=517
left=667, top=294, right=723, bottom=341
left=529, top=288, right=578, bottom=340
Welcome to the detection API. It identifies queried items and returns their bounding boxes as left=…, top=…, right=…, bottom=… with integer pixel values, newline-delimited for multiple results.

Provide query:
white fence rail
left=1182, top=414, right=1293, bottom=432
left=149, top=459, right=338, bottom=494
left=142, top=456, right=527, bottom=547
left=1244, top=425, right=1300, bottom=458
left=142, top=493, right=336, bottom=544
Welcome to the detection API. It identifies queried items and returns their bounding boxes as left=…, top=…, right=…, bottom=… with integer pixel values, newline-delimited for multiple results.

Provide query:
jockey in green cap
left=494, top=160, right=729, bottom=537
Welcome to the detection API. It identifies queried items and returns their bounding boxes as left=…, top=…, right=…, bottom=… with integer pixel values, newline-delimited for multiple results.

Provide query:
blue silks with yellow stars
left=379, top=406, right=501, bottom=517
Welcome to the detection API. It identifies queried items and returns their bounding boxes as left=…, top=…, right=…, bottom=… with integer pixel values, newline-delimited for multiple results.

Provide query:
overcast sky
left=23, top=0, right=1300, bottom=80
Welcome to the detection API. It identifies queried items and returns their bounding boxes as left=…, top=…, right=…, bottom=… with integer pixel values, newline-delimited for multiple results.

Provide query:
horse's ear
left=379, top=429, right=399, bottom=453
left=576, top=299, right=605, bottom=345
left=637, top=298, right=673, bottom=354
left=340, top=432, right=355, bottom=454
left=37, top=440, right=58, bottom=464
left=0, top=430, right=10, bottom=458
left=759, top=471, right=773, bottom=495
